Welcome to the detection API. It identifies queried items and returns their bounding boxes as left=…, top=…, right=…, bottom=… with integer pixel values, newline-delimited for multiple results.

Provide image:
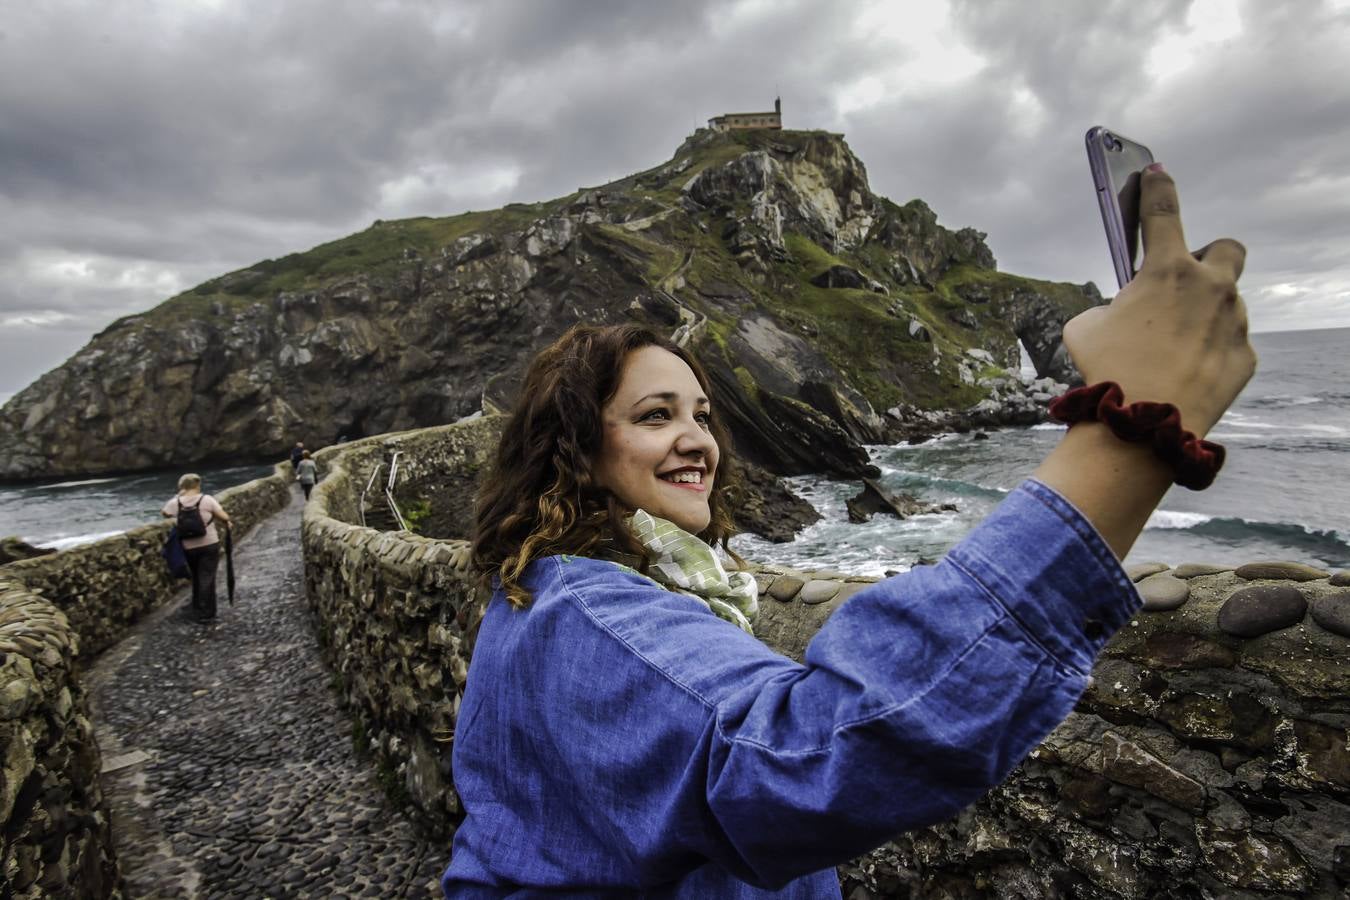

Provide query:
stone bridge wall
left=300, top=417, right=503, bottom=838
left=0, top=465, right=292, bottom=898
left=302, top=418, right=1349, bottom=898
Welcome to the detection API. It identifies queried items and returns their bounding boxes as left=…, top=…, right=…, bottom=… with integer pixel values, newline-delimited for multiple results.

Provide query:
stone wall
left=300, top=418, right=1349, bottom=897
left=300, top=417, right=503, bottom=837
left=0, top=465, right=292, bottom=898
left=755, top=561, right=1350, bottom=899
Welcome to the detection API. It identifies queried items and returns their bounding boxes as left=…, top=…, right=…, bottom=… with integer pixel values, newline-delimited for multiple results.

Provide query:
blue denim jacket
left=442, top=480, right=1139, bottom=897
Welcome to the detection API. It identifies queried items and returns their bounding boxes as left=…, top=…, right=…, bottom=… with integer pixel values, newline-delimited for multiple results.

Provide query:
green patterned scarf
left=602, top=509, right=758, bottom=635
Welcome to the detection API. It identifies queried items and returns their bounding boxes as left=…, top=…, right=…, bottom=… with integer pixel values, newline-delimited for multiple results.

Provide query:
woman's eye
left=639, top=409, right=670, bottom=422
left=696, top=412, right=712, bottom=427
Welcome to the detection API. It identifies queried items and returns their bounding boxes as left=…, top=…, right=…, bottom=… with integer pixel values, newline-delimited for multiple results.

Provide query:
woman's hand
left=1034, top=166, right=1256, bottom=559
left=1062, top=165, right=1257, bottom=436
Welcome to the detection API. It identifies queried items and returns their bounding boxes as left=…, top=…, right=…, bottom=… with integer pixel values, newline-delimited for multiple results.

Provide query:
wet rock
left=1137, top=573, right=1190, bottom=611
left=1235, top=561, right=1329, bottom=582
left=845, top=477, right=945, bottom=524
left=1329, top=571, right=1350, bottom=587
left=1309, top=591, right=1350, bottom=638
left=1218, top=584, right=1307, bottom=637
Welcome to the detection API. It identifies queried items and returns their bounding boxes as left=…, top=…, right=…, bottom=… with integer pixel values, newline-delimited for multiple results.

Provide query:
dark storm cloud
left=2, top=0, right=1347, bottom=402
left=843, top=0, right=1350, bottom=327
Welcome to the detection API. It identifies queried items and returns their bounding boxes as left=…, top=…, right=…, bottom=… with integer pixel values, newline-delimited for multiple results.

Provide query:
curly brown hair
left=473, top=324, right=739, bottom=607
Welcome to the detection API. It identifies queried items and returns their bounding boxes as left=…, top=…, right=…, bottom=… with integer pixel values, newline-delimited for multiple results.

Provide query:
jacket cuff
left=946, top=478, right=1141, bottom=676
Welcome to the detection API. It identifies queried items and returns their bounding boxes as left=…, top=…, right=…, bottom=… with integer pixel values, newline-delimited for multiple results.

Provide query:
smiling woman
left=444, top=176, right=1258, bottom=898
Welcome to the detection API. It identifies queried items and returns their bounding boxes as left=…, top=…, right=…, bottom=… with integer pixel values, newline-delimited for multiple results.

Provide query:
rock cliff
left=0, top=129, right=1101, bottom=482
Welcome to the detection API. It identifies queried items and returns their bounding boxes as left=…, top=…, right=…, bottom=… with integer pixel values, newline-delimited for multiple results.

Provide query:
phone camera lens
left=1105, top=134, right=1122, bottom=151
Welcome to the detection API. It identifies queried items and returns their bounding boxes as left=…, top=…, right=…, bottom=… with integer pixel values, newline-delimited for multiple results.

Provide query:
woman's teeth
left=663, top=472, right=701, bottom=484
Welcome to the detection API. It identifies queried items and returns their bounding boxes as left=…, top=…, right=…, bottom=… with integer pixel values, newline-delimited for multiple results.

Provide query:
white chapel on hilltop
left=707, top=97, right=782, bottom=131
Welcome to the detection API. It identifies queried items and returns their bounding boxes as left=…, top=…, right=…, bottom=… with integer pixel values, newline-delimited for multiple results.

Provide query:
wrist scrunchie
left=1048, top=382, right=1226, bottom=490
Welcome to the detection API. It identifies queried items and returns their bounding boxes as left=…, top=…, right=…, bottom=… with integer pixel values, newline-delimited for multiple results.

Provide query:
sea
left=1, top=328, right=1346, bottom=573
left=732, top=326, right=1350, bottom=575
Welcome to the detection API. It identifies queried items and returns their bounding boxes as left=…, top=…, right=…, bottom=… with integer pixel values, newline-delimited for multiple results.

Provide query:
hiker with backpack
left=161, top=473, right=232, bottom=622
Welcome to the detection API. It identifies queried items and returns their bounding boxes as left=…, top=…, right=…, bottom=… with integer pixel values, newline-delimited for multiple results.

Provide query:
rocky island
left=0, top=128, right=1096, bottom=512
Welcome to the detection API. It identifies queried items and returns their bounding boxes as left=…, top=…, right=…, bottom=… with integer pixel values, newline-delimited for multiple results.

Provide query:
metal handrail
left=385, top=451, right=409, bottom=531
left=359, top=463, right=383, bottom=528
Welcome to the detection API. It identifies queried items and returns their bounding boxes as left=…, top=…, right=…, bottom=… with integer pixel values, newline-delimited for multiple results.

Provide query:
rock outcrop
left=0, top=129, right=1102, bottom=487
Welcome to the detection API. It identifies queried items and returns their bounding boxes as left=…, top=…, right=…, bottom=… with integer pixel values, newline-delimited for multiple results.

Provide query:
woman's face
left=594, top=346, right=719, bottom=534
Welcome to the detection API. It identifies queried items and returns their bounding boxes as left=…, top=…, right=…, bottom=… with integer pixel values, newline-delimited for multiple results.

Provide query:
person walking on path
left=295, top=450, right=319, bottom=500
left=290, top=441, right=306, bottom=469
left=162, top=474, right=232, bottom=622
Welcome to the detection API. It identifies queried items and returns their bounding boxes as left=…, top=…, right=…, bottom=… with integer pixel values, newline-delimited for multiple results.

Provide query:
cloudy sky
left=3, top=0, right=1348, bottom=403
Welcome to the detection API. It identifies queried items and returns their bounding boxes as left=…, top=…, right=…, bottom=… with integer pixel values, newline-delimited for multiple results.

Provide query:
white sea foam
left=29, top=530, right=127, bottom=551
left=34, top=477, right=120, bottom=490
left=1031, top=422, right=1067, bottom=431
left=1146, top=510, right=1213, bottom=530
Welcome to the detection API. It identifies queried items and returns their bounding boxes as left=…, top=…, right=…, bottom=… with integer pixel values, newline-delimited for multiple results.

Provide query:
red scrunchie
left=1048, top=382, right=1225, bottom=490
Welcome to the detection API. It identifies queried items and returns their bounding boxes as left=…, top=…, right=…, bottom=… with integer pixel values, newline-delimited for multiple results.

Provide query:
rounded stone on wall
left=1235, top=561, right=1329, bottom=582
left=1308, top=591, right=1350, bottom=638
left=1137, top=574, right=1189, bottom=611
left=1172, top=562, right=1233, bottom=579
left=1126, top=562, right=1169, bottom=582
left=1218, top=585, right=1307, bottom=638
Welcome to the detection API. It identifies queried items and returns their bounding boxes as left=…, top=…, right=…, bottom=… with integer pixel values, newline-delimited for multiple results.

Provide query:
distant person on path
left=441, top=169, right=1256, bottom=896
left=162, top=474, right=232, bottom=622
left=290, top=441, right=305, bottom=469
left=295, top=450, right=319, bottom=500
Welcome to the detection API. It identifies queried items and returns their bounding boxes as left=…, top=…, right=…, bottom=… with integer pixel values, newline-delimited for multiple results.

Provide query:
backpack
left=177, top=497, right=208, bottom=539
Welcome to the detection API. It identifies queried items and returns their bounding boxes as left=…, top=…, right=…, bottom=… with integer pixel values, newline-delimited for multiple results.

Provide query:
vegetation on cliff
left=0, top=127, right=1102, bottom=484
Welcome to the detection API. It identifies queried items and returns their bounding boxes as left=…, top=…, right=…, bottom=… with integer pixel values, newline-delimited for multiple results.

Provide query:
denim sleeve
left=550, top=479, right=1140, bottom=888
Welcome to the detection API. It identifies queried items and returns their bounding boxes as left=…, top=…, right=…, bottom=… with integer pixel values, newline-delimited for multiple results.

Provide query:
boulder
left=809, top=265, right=868, bottom=290
left=845, top=477, right=948, bottom=524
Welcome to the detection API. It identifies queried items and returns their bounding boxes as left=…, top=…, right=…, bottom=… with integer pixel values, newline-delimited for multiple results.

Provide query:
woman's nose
left=674, top=417, right=716, bottom=457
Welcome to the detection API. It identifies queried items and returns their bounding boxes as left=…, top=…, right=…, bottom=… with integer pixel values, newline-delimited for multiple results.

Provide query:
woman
left=162, top=473, right=232, bottom=621
left=441, top=168, right=1255, bottom=897
left=295, top=450, right=319, bottom=500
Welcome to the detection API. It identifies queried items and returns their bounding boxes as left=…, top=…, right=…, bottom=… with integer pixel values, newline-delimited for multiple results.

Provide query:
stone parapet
left=0, top=465, right=292, bottom=898
left=301, top=417, right=503, bottom=839
left=756, top=562, right=1349, bottom=898
left=0, top=579, right=116, bottom=898
left=300, top=415, right=1348, bottom=896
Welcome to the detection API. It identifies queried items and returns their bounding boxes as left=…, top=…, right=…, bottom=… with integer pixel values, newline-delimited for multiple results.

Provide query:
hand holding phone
left=1086, top=127, right=1155, bottom=288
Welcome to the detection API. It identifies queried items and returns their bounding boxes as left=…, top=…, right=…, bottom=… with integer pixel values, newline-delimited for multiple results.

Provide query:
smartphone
left=1085, top=126, right=1154, bottom=288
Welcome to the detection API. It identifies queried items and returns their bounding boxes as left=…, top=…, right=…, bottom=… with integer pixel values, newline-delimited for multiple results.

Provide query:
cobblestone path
left=87, top=488, right=446, bottom=898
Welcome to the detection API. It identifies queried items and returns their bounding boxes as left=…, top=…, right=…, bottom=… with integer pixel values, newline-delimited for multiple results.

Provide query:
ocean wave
left=28, top=530, right=127, bottom=551
left=1216, top=415, right=1349, bottom=437
left=1031, top=422, right=1067, bottom=431
left=1246, top=391, right=1350, bottom=409
left=1145, top=513, right=1348, bottom=565
left=34, top=477, right=121, bottom=490
left=1147, top=510, right=1212, bottom=529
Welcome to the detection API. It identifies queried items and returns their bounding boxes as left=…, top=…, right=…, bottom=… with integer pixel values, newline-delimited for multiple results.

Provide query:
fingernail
left=1146, top=162, right=1166, bottom=173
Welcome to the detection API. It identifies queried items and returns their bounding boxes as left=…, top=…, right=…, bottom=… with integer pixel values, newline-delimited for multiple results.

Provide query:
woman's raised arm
left=1034, top=165, right=1256, bottom=558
